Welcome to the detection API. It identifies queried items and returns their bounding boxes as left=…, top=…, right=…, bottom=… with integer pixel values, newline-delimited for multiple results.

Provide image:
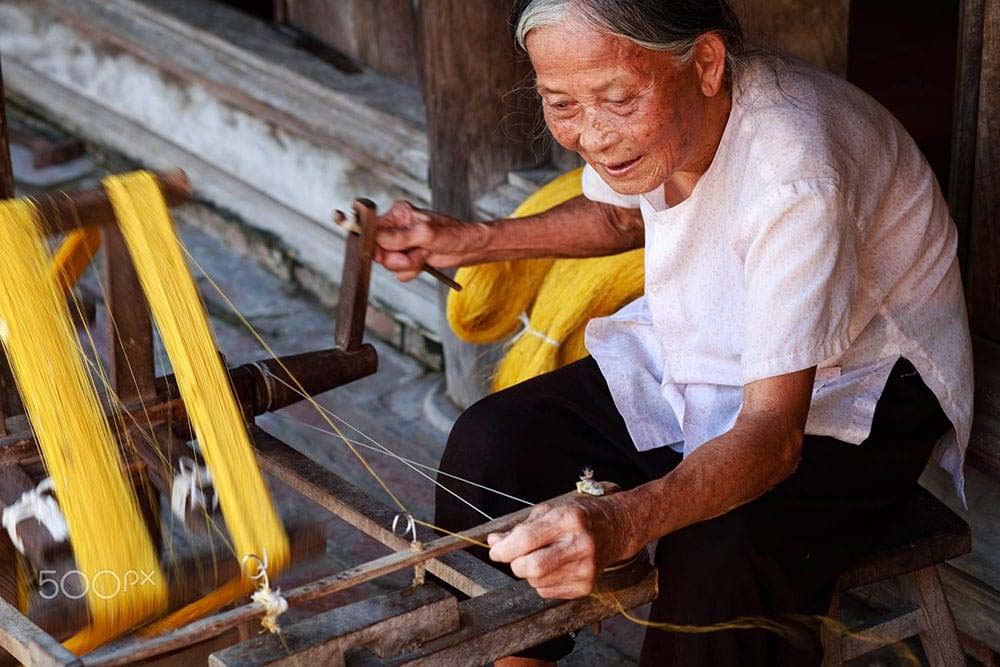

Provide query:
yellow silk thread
left=103, top=171, right=290, bottom=630
left=0, top=198, right=168, bottom=653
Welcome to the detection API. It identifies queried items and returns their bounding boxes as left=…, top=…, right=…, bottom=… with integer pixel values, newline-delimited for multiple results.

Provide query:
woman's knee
left=442, top=390, right=549, bottom=475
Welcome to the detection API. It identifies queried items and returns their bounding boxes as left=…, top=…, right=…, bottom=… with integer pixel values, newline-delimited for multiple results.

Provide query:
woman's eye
left=608, top=98, right=632, bottom=107
left=551, top=101, right=573, bottom=111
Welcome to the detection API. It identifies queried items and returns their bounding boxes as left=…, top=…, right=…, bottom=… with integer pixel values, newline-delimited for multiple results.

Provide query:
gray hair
left=512, top=0, right=746, bottom=82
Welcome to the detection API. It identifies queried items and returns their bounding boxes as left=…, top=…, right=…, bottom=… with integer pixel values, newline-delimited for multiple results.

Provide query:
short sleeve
left=581, top=164, right=642, bottom=209
left=741, top=178, right=859, bottom=383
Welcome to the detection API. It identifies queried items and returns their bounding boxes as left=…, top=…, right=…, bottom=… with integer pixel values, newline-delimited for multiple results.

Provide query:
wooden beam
left=101, top=225, right=157, bottom=406
left=950, top=0, right=987, bottom=277
left=209, top=584, right=459, bottom=667
left=968, top=0, right=1000, bottom=341
left=30, top=170, right=192, bottom=235
left=350, top=564, right=658, bottom=666
left=0, top=597, right=80, bottom=667
left=840, top=606, right=926, bottom=661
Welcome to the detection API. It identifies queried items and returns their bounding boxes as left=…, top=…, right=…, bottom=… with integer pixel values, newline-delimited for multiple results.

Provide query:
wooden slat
left=968, top=0, right=1000, bottom=340
left=840, top=606, right=926, bottom=661
left=950, top=0, right=987, bottom=275
left=970, top=336, right=1000, bottom=480
left=209, top=584, right=458, bottom=667
left=351, top=565, right=658, bottom=666
left=0, top=597, right=80, bottom=667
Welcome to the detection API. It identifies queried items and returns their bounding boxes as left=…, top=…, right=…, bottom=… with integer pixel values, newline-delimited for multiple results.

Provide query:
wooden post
left=0, top=56, right=20, bottom=436
left=968, top=0, right=1000, bottom=341
left=418, top=2, right=543, bottom=407
left=101, top=227, right=157, bottom=406
left=950, top=0, right=987, bottom=278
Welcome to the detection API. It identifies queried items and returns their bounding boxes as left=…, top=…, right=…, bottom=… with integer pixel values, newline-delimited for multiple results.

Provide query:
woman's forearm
left=465, top=195, right=644, bottom=263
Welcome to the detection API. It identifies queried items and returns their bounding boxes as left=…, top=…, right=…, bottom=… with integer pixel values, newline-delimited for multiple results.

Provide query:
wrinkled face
left=526, top=18, right=710, bottom=196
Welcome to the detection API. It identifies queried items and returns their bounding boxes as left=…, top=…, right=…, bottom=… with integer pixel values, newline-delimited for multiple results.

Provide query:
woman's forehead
left=526, top=20, right=670, bottom=92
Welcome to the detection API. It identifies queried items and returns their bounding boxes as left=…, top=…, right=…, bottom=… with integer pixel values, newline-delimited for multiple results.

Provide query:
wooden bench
left=821, top=487, right=972, bottom=666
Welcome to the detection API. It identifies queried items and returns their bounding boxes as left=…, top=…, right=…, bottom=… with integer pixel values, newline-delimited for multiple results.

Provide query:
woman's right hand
left=375, top=201, right=486, bottom=282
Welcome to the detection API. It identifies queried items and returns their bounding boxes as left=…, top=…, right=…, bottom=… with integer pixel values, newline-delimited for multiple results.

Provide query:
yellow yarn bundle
left=447, top=168, right=645, bottom=392
left=447, top=169, right=589, bottom=343
left=105, top=172, right=290, bottom=629
left=0, top=199, right=167, bottom=653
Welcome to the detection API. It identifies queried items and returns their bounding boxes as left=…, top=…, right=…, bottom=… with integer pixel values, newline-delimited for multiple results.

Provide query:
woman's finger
left=526, top=557, right=597, bottom=590
left=489, top=510, right=571, bottom=563
left=509, top=538, right=577, bottom=580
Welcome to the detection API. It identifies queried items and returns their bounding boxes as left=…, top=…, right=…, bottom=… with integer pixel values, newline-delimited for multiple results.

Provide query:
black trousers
left=435, top=356, right=950, bottom=665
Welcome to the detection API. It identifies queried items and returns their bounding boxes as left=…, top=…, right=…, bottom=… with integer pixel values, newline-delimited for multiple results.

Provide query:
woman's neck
left=662, top=88, right=733, bottom=207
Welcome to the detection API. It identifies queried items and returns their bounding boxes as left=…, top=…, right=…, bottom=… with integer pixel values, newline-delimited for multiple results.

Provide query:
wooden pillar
left=102, top=227, right=157, bottom=405
left=0, top=56, right=20, bottom=437
left=418, top=2, right=543, bottom=406
left=950, top=0, right=987, bottom=277
left=967, top=0, right=1000, bottom=341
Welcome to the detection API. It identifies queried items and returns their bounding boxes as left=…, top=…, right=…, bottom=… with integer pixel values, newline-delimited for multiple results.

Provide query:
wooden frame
left=0, top=167, right=656, bottom=664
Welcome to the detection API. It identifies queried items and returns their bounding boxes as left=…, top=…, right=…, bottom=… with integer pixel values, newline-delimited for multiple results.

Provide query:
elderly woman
left=375, top=0, right=973, bottom=664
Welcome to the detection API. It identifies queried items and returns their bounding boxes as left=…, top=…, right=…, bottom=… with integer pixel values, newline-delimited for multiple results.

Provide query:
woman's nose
left=578, top=118, right=620, bottom=156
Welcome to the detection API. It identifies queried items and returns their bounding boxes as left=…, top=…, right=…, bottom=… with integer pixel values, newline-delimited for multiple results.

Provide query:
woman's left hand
left=487, top=497, right=635, bottom=599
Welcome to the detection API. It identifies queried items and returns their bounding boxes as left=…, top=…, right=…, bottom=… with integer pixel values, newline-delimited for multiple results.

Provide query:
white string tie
left=2, top=477, right=69, bottom=554
left=392, top=513, right=426, bottom=586
left=513, top=312, right=560, bottom=348
left=170, top=456, right=218, bottom=521
left=243, top=550, right=288, bottom=634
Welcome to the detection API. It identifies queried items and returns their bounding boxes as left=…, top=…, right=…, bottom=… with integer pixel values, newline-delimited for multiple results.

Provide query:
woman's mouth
left=603, top=156, right=643, bottom=177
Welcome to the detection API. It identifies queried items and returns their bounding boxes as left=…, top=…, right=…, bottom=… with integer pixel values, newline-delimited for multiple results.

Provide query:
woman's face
left=526, top=18, right=720, bottom=196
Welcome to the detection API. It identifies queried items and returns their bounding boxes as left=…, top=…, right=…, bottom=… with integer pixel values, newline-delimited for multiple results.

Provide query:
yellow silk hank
left=104, top=172, right=289, bottom=630
left=0, top=199, right=167, bottom=653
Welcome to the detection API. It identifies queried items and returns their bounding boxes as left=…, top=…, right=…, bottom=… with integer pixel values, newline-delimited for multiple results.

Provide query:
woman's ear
left=693, top=33, right=728, bottom=97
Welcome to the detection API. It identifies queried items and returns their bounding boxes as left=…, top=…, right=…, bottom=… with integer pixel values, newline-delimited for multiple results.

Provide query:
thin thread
left=590, top=592, right=919, bottom=665
left=267, top=411, right=534, bottom=508
left=179, top=245, right=409, bottom=515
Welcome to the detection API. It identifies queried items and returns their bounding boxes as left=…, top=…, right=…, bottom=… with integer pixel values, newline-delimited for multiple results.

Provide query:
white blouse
left=583, top=56, right=974, bottom=500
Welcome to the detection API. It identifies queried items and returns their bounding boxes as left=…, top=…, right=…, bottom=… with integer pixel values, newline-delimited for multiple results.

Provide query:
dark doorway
left=847, top=0, right=962, bottom=189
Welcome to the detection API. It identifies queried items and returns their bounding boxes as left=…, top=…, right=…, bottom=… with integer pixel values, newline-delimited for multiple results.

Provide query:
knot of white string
left=513, top=312, right=560, bottom=348
left=243, top=550, right=287, bottom=634
left=392, top=513, right=427, bottom=586
left=2, top=477, right=68, bottom=555
left=170, top=456, right=218, bottom=521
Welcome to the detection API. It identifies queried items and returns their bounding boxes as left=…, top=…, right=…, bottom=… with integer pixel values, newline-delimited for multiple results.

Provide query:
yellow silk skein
left=446, top=169, right=587, bottom=343
left=0, top=199, right=167, bottom=654
left=446, top=168, right=645, bottom=392
left=104, top=172, right=290, bottom=630
left=491, top=249, right=644, bottom=390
